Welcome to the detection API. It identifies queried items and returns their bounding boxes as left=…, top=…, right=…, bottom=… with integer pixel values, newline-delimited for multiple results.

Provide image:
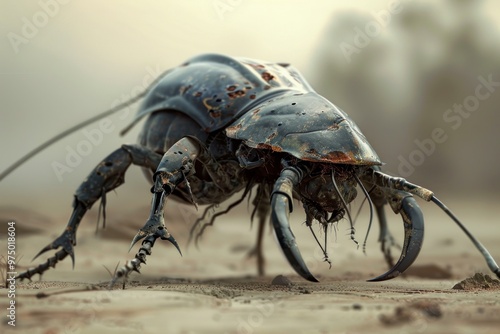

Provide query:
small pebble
left=271, top=275, right=293, bottom=286
left=353, top=303, right=363, bottom=310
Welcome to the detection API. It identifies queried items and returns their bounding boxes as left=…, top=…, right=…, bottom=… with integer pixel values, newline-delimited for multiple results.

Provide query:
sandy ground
left=1, top=196, right=500, bottom=334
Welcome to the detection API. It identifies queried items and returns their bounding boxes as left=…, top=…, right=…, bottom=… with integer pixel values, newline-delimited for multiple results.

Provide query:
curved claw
left=129, top=189, right=170, bottom=252
left=368, top=196, right=424, bottom=282
left=271, top=167, right=318, bottom=282
left=16, top=249, right=70, bottom=281
left=33, top=230, right=76, bottom=268
left=272, top=193, right=318, bottom=282
left=129, top=228, right=182, bottom=256
left=128, top=230, right=148, bottom=252
left=162, top=234, right=182, bottom=256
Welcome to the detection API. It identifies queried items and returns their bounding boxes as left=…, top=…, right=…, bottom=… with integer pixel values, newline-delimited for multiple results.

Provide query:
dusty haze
left=2, top=1, right=500, bottom=214
left=1, top=2, right=500, bottom=333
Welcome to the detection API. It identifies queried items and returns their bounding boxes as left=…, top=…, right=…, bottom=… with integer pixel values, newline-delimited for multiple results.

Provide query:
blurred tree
left=309, top=0, right=500, bottom=193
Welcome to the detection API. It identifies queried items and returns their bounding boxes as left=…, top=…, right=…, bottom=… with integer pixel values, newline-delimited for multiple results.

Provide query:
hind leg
left=17, top=144, right=162, bottom=281
left=247, top=185, right=271, bottom=276
left=254, top=209, right=268, bottom=276
left=363, top=166, right=400, bottom=269
left=367, top=185, right=401, bottom=269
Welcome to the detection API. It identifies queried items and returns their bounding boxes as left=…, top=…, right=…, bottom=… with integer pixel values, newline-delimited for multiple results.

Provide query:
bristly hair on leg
left=95, top=188, right=107, bottom=235
left=109, top=232, right=162, bottom=289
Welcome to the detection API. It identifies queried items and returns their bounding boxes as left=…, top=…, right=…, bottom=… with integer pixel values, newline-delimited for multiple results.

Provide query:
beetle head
left=299, top=166, right=357, bottom=214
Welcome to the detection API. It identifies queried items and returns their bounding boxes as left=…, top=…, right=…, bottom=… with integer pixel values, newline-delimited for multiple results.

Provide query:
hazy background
left=1, top=0, right=500, bottom=219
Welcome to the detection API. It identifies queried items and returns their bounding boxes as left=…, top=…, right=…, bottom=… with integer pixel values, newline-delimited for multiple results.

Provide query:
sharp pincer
left=368, top=196, right=424, bottom=281
left=271, top=166, right=319, bottom=282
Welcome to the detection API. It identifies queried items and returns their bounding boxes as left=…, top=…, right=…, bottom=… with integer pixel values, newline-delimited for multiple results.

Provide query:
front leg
left=16, top=145, right=162, bottom=281
left=112, top=137, right=203, bottom=286
left=129, top=136, right=201, bottom=248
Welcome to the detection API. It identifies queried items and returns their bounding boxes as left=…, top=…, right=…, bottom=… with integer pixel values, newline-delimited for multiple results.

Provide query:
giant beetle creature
left=4, top=54, right=499, bottom=285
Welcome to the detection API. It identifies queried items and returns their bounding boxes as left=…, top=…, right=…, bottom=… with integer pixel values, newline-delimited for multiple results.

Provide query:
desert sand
left=1, top=196, right=500, bottom=334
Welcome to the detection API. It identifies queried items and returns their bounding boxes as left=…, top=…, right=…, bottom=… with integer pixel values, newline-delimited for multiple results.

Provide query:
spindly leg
left=112, top=137, right=203, bottom=286
left=129, top=137, right=201, bottom=247
left=247, top=185, right=271, bottom=276
left=16, top=145, right=162, bottom=281
left=112, top=136, right=251, bottom=286
left=375, top=205, right=399, bottom=268
left=367, top=185, right=400, bottom=268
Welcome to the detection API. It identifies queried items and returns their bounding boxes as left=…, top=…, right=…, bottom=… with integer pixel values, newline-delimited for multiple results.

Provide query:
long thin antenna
left=0, top=69, right=169, bottom=182
left=431, top=196, right=499, bottom=278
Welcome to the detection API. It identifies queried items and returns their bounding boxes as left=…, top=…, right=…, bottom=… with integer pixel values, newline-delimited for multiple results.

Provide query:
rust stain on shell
left=261, top=71, right=275, bottom=82
left=323, top=151, right=361, bottom=164
left=209, top=109, right=222, bottom=118
left=305, top=148, right=319, bottom=155
left=227, top=90, right=246, bottom=99
left=225, top=124, right=242, bottom=137
left=125, top=54, right=323, bottom=136
left=256, top=143, right=282, bottom=152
